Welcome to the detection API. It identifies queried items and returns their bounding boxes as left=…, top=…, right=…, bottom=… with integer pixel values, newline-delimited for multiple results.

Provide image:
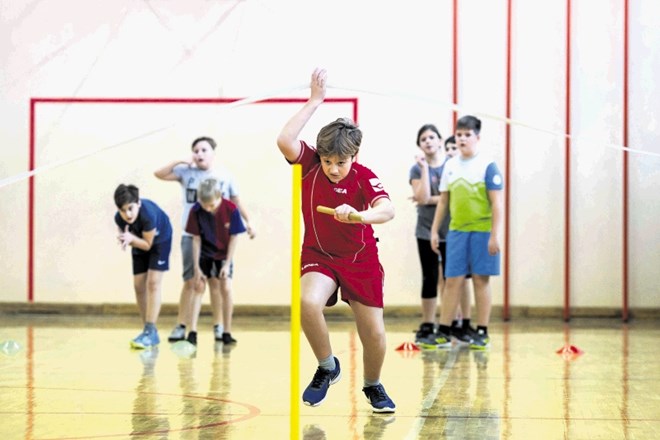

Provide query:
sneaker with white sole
left=362, top=384, right=396, bottom=413
left=302, top=357, right=341, bottom=406
left=168, top=325, right=185, bottom=342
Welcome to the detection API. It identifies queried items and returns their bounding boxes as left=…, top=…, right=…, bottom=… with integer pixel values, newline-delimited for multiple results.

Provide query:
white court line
left=404, top=349, right=458, bottom=440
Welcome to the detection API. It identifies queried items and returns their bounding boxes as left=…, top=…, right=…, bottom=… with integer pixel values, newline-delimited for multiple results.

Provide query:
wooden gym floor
left=0, top=313, right=658, bottom=439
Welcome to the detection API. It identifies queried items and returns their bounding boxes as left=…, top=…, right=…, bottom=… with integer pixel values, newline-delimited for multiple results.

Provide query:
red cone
left=395, top=341, right=420, bottom=352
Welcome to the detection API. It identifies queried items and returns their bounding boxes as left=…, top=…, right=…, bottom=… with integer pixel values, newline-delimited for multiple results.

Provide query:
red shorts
left=301, top=249, right=385, bottom=308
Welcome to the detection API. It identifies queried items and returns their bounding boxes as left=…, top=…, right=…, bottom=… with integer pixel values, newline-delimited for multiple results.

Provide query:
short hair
left=192, top=136, right=217, bottom=150
left=456, top=115, right=482, bottom=135
left=114, top=184, right=139, bottom=208
left=198, top=178, right=222, bottom=203
left=416, top=124, right=442, bottom=146
left=445, top=135, right=456, bottom=147
left=316, top=117, right=362, bottom=158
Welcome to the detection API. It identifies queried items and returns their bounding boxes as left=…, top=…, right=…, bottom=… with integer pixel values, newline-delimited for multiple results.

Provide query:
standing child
left=408, top=124, right=448, bottom=344
left=410, top=129, right=475, bottom=348
left=154, top=137, right=255, bottom=343
left=277, top=68, right=396, bottom=413
left=184, top=178, right=246, bottom=346
left=430, top=116, right=503, bottom=350
left=114, top=184, right=173, bottom=349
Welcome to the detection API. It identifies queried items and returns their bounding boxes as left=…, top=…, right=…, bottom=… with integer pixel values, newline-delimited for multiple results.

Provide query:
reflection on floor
left=0, top=314, right=658, bottom=439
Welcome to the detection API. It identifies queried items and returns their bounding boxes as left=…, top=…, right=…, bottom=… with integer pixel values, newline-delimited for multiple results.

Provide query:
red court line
left=27, top=97, right=358, bottom=303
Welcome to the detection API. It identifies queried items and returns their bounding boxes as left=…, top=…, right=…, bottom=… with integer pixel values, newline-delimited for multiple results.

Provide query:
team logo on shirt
left=333, top=188, right=347, bottom=194
left=224, top=222, right=230, bottom=229
left=369, top=178, right=384, bottom=192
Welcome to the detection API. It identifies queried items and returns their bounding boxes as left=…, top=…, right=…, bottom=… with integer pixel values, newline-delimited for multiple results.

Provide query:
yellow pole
left=290, top=164, right=302, bottom=440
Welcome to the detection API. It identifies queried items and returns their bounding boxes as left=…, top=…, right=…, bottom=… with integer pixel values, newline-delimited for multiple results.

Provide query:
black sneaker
left=302, top=357, right=341, bottom=406
left=451, top=326, right=473, bottom=346
left=186, top=331, right=197, bottom=346
left=362, top=383, right=396, bottom=413
left=221, top=333, right=237, bottom=344
left=470, top=329, right=491, bottom=350
left=414, top=323, right=435, bottom=344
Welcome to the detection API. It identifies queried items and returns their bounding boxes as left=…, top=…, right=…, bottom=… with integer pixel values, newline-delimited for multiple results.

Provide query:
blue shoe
left=362, top=384, right=396, bottom=413
left=302, top=357, right=341, bottom=406
left=131, top=328, right=160, bottom=349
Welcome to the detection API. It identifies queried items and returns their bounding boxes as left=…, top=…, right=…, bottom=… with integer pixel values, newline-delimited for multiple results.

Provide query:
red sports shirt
left=293, top=141, right=390, bottom=262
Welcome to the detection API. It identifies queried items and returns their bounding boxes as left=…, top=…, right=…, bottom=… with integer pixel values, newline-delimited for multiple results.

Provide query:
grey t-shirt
left=409, top=160, right=450, bottom=241
left=173, top=164, right=238, bottom=236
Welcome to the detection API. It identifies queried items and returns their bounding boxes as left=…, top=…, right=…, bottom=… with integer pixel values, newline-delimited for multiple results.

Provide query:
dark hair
left=416, top=124, right=442, bottom=146
left=191, top=136, right=217, bottom=150
left=456, top=115, right=482, bottom=135
left=445, top=135, right=455, bottom=147
left=114, top=184, right=139, bottom=208
left=316, top=117, right=362, bottom=158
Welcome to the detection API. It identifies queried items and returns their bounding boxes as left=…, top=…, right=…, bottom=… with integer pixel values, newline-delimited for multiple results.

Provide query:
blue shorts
left=445, top=231, right=500, bottom=277
left=132, top=239, right=172, bottom=275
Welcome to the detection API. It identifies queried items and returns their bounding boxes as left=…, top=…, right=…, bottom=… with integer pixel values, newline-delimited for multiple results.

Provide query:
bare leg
left=176, top=280, right=196, bottom=327
left=133, top=273, right=147, bottom=323
left=438, top=275, right=466, bottom=326
left=351, top=301, right=386, bottom=382
left=300, top=272, right=336, bottom=361
left=144, top=269, right=163, bottom=324
left=459, top=279, right=472, bottom=320
left=219, top=277, right=233, bottom=333
left=421, top=298, right=437, bottom=323
left=209, top=279, right=222, bottom=327
left=189, top=280, right=207, bottom=332
left=471, top=275, right=492, bottom=327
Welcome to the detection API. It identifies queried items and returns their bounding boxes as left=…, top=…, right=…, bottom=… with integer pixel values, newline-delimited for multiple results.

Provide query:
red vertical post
left=564, top=0, right=572, bottom=322
left=28, top=99, right=36, bottom=303
left=503, top=0, right=513, bottom=321
left=622, top=0, right=629, bottom=322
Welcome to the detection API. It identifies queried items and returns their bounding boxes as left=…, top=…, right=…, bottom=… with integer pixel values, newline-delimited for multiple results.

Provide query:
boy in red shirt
left=276, top=68, right=396, bottom=413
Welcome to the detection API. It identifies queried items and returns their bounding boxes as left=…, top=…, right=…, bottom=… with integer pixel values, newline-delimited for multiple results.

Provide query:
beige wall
left=1, top=1, right=658, bottom=310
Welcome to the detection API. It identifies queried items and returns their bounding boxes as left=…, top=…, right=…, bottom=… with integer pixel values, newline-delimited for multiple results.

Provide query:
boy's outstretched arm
left=154, top=159, right=191, bottom=181
left=276, top=68, right=327, bottom=162
left=430, top=192, right=449, bottom=253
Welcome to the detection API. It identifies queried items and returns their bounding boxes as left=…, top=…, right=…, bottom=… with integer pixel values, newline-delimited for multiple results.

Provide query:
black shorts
left=132, top=239, right=172, bottom=275
left=200, top=257, right=234, bottom=279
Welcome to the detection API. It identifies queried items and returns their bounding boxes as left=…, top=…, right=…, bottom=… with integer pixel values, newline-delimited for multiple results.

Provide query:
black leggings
left=416, top=238, right=446, bottom=299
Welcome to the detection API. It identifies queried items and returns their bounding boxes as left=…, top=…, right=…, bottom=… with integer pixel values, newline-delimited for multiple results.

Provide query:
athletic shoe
left=168, top=325, right=185, bottom=342
left=213, top=324, right=224, bottom=341
left=221, top=333, right=237, bottom=344
left=464, top=325, right=480, bottom=342
left=415, top=333, right=441, bottom=350
left=186, top=331, right=197, bottom=346
left=451, top=326, right=473, bottom=346
left=470, top=329, right=491, bottom=350
left=131, top=328, right=160, bottom=349
left=414, top=323, right=435, bottom=344
left=302, top=357, right=341, bottom=406
left=433, top=330, right=453, bottom=349
left=362, top=384, right=396, bottom=413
